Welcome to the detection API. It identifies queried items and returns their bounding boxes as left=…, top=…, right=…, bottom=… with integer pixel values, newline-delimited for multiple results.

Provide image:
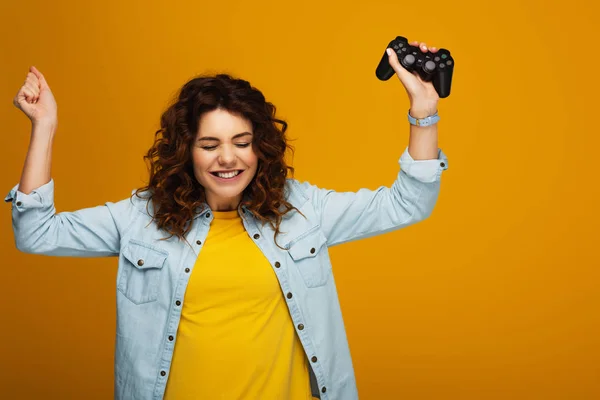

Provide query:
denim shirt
left=5, top=146, right=448, bottom=400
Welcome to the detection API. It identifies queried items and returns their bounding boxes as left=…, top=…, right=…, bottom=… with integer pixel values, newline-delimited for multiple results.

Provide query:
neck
left=206, top=194, right=242, bottom=211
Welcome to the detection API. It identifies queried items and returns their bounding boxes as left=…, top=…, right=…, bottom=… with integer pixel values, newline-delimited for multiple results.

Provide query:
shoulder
left=284, top=178, right=315, bottom=208
left=284, top=177, right=336, bottom=207
left=107, top=188, right=154, bottom=219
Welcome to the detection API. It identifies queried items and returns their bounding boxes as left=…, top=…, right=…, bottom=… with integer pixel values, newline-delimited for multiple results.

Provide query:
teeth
left=216, top=170, right=240, bottom=179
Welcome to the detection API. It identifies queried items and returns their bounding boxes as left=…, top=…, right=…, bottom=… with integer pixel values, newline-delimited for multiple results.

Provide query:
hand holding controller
left=376, top=36, right=454, bottom=98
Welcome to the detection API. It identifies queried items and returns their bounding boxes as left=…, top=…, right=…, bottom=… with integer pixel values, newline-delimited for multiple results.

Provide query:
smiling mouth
left=210, top=170, right=244, bottom=179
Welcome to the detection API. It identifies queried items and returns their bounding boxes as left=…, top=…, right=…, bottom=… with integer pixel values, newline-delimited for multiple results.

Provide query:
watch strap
left=408, top=110, right=440, bottom=126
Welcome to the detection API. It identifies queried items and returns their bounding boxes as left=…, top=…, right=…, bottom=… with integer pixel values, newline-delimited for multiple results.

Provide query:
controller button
left=434, top=56, right=440, bottom=62
left=446, top=60, right=453, bottom=65
left=401, top=47, right=407, bottom=52
left=398, top=42, right=404, bottom=47
left=439, top=63, right=445, bottom=68
left=393, top=44, right=399, bottom=49
left=441, top=54, right=448, bottom=59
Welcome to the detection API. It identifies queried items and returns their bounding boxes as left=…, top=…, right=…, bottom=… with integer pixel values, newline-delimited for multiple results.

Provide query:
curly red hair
left=134, top=73, right=302, bottom=247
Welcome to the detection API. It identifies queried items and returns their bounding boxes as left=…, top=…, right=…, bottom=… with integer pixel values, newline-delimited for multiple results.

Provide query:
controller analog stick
left=424, top=60, right=436, bottom=73
left=402, top=54, right=415, bottom=68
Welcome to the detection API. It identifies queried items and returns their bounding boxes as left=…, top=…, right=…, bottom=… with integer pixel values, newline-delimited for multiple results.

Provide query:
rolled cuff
left=399, top=146, right=449, bottom=183
left=4, top=179, right=55, bottom=210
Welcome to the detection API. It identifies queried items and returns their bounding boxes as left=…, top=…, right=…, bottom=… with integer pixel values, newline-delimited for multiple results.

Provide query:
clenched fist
left=13, top=66, right=57, bottom=126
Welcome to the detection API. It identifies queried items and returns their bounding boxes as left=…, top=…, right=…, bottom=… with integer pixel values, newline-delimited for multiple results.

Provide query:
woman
left=7, top=40, right=449, bottom=400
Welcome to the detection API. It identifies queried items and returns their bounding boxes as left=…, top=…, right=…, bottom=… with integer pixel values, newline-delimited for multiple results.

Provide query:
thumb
left=386, top=48, right=414, bottom=86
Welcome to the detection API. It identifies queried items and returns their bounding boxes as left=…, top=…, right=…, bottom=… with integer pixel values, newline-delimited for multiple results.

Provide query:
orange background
left=1, top=0, right=599, bottom=399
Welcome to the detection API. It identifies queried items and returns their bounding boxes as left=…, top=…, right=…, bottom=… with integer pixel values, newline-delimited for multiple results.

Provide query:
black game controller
left=376, top=36, right=454, bottom=98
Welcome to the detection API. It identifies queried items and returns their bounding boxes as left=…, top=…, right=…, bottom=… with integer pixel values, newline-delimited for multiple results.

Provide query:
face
left=192, top=108, right=258, bottom=211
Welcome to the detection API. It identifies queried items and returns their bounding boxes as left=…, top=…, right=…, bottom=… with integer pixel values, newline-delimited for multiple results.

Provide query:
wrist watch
left=407, top=110, right=440, bottom=126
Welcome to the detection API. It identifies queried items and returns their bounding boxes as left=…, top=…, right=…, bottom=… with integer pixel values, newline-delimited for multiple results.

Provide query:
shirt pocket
left=287, top=229, right=331, bottom=288
left=118, top=239, right=168, bottom=304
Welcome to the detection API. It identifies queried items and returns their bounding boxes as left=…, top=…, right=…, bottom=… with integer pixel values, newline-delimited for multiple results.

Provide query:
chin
left=204, top=179, right=251, bottom=196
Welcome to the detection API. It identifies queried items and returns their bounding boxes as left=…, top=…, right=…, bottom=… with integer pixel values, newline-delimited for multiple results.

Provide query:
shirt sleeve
left=298, top=146, right=449, bottom=247
left=4, top=179, right=138, bottom=257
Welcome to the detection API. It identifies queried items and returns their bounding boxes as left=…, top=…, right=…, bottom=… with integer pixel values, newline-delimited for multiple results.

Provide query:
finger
left=21, top=87, right=36, bottom=103
left=24, top=82, right=39, bottom=101
left=430, top=46, right=438, bottom=53
left=25, top=73, right=42, bottom=101
left=26, top=73, right=40, bottom=88
left=411, top=41, right=431, bottom=52
left=24, top=80, right=39, bottom=94
left=30, top=66, right=49, bottom=89
left=386, top=48, right=418, bottom=90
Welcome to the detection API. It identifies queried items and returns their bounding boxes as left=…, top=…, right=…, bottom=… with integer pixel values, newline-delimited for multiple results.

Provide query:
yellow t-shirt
left=164, top=209, right=314, bottom=400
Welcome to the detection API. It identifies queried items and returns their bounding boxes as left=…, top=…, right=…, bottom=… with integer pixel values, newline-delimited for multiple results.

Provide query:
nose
left=217, top=144, right=236, bottom=166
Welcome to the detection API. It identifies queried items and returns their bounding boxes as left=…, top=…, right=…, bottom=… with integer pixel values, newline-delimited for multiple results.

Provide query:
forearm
left=18, top=120, right=56, bottom=194
left=407, top=106, right=439, bottom=160
left=408, top=123, right=438, bottom=160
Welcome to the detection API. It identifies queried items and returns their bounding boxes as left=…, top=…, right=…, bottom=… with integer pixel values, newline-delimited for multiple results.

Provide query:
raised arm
left=13, top=66, right=57, bottom=195
left=299, top=39, right=450, bottom=247
left=6, top=66, right=134, bottom=257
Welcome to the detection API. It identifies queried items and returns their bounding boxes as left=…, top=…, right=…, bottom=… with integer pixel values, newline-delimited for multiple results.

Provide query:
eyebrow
left=197, top=132, right=253, bottom=141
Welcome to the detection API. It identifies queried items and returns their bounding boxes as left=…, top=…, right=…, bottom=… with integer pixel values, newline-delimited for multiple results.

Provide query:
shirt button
left=185, top=268, right=190, bottom=273
left=253, top=233, right=260, bottom=239
left=16, top=201, right=22, bottom=206
left=160, top=371, right=166, bottom=376
left=310, top=248, right=316, bottom=254
left=196, top=240, right=202, bottom=245
left=311, top=356, right=318, bottom=362
left=286, top=292, right=292, bottom=299
left=275, top=262, right=281, bottom=268
left=137, top=259, right=144, bottom=266
left=321, top=387, right=327, bottom=393
left=297, top=324, right=304, bottom=330
left=440, top=162, right=446, bottom=167
left=168, top=335, right=174, bottom=341
left=176, top=300, right=181, bottom=306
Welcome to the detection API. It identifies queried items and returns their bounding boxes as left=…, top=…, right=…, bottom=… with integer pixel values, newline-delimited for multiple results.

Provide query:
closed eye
left=201, top=143, right=251, bottom=151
